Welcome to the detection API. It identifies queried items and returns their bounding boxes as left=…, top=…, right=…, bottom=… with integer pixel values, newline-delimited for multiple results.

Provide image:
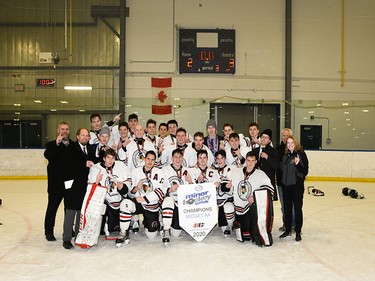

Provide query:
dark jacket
left=44, top=139, right=74, bottom=194
left=64, top=142, right=92, bottom=210
left=253, top=144, right=280, bottom=188
left=204, top=135, right=224, bottom=154
left=281, top=150, right=309, bottom=187
left=276, top=141, right=286, bottom=186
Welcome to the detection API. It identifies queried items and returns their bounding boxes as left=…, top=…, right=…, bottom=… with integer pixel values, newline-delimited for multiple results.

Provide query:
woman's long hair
left=284, top=135, right=303, bottom=155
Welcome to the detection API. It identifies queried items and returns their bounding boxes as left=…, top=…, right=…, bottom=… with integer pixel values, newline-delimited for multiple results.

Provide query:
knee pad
left=171, top=227, right=182, bottom=237
left=120, top=199, right=136, bottom=213
left=145, top=228, right=158, bottom=239
left=223, top=201, right=234, bottom=214
left=162, top=197, right=175, bottom=209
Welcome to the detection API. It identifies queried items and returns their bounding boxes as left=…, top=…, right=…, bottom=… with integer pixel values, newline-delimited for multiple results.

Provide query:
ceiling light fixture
left=64, top=86, right=92, bottom=90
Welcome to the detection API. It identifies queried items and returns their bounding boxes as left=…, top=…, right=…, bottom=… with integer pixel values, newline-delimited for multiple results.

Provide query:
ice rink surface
left=0, top=180, right=374, bottom=281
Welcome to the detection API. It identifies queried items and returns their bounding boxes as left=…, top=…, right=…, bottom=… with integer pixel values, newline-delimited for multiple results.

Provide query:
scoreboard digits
left=179, top=29, right=235, bottom=74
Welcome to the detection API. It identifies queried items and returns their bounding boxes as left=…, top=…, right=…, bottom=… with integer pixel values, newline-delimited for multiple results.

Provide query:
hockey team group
left=44, top=113, right=309, bottom=250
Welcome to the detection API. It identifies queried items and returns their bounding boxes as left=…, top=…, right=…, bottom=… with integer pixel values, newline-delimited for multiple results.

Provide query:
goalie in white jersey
left=116, top=151, right=164, bottom=246
left=161, top=148, right=194, bottom=244
left=231, top=151, right=274, bottom=245
left=87, top=148, right=131, bottom=239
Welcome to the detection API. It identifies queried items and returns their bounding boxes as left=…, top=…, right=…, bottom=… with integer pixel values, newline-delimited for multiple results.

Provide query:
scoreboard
left=179, top=29, right=235, bottom=74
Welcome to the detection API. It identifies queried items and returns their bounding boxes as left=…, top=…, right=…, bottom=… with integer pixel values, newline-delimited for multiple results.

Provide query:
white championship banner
left=177, top=182, right=218, bottom=242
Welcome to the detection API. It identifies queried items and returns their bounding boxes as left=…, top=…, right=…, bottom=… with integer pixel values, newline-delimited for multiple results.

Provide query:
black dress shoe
left=45, top=233, right=56, bottom=241
left=63, top=241, right=74, bottom=249
left=295, top=233, right=302, bottom=242
left=279, top=231, right=292, bottom=239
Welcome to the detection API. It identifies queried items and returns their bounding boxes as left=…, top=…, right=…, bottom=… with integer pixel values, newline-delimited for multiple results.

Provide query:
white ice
left=0, top=180, right=374, bottom=281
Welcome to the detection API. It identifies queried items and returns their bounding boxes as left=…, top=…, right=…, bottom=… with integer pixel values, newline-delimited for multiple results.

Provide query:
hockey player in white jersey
left=212, top=150, right=235, bottom=237
left=231, top=151, right=274, bottom=246
left=222, top=123, right=251, bottom=150
left=113, top=121, right=132, bottom=165
left=160, top=127, right=190, bottom=168
left=89, top=113, right=121, bottom=145
left=87, top=148, right=132, bottom=240
left=225, top=133, right=251, bottom=168
left=185, top=132, right=215, bottom=168
left=190, top=150, right=220, bottom=185
left=116, top=151, right=164, bottom=246
left=125, top=124, right=157, bottom=172
left=161, top=148, right=194, bottom=245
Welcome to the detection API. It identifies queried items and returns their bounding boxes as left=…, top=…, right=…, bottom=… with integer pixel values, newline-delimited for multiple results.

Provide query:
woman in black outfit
left=279, top=135, right=309, bottom=242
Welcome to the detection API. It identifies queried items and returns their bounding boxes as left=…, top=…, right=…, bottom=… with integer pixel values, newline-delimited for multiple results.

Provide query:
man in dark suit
left=204, top=119, right=224, bottom=157
left=44, top=122, right=74, bottom=241
left=253, top=129, right=279, bottom=200
left=62, top=128, right=94, bottom=249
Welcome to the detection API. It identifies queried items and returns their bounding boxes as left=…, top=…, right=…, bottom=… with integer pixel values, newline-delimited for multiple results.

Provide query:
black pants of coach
left=283, top=181, right=304, bottom=234
left=44, top=190, right=64, bottom=234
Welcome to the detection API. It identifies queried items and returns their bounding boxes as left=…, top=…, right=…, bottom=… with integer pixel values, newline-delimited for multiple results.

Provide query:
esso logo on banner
left=195, top=185, right=203, bottom=192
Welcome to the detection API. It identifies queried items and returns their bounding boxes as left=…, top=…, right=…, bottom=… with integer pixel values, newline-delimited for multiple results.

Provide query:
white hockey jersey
left=189, top=166, right=220, bottom=185
left=214, top=165, right=234, bottom=207
left=125, top=139, right=157, bottom=172
left=88, top=161, right=132, bottom=210
left=162, top=164, right=193, bottom=206
left=129, top=166, right=165, bottom=212
left=160, top=144, right=189, bottom=168
left=225, top=145, right=251, bottom=168
left=185, top=143, right=215, bottom=168
left=231, top=167, right=274, bottom=215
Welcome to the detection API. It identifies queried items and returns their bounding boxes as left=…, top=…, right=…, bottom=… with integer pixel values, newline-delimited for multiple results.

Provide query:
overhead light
left=78, top=109, right=85, bottom=112
left=14, top=103, right=21, bottom=106
left=362, top=109, right=369, bottom=113
left=15, top=112, right=20, bottom=115
left=14, top=118, right=20, bottom=121
left=308, top=111, right=314, bottom=114
left=346, top=119, right=351, bottom=121
left=316, top=103, right=321, bottom=107
left=344, top=111, right=350, bottom=114
left=50, top=109, right=57, bottom=112
left=174, top=97, right=180, bottom=101
left=64, top=86, right=92, bottom=90
left=125, top=104, right=132, bottom=107
left=60, top=101, right=68, bottom=104
left=34, top=100, right=42, bottom=103
left=342, top=103, right=349, bottom=106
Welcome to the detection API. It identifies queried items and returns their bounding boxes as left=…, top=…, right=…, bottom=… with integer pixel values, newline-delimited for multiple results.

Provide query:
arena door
left=209, top=103, right=280, bottom=145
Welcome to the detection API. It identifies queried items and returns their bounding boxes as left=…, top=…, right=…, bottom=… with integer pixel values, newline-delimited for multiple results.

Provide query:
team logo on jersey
left=105, top=175, right=119, bottom=192
left=169, top=175, right=184, bottom=186
left=237, top=180, right=252, bottom=201
left=132, top=149, right=147, bottom=168
left=140, top=179, right=153, bottom=195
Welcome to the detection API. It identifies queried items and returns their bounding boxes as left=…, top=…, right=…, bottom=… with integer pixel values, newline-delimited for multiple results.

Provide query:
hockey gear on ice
left=308, top=186, right=324, bottom=196
left=116, top=230, right=130, bottom=247
left=162, top=229, right=171, bottom=246
left=342, top=187, right=365, bottom=199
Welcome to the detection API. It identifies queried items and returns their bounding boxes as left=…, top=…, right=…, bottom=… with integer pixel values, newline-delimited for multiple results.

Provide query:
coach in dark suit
left=253, top=129, right=279, bottom=200
left=62, top=128, right=94, bottom=249
left=44, top=122, right=74, bottom=241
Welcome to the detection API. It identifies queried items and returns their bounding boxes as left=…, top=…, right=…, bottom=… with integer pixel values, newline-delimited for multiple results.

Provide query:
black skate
left=162, top=229, right=171, bottom=246
left=224, top=226, right=231, bottom=237
left=116, top=230, right=130, bottom=247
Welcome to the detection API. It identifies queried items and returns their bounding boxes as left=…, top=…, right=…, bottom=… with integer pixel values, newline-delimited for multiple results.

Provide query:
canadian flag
left=151, top=77, right=172, bottom=115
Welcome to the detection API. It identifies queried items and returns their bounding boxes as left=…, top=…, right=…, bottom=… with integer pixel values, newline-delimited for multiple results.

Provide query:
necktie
left=83, top=146, right=87, bottom=154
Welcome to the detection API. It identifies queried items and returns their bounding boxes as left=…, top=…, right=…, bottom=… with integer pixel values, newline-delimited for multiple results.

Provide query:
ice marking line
left=0, top=206, right=33, bottom=262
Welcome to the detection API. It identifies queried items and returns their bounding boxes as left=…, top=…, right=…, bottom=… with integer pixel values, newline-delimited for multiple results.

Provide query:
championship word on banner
left=151, top=77, right=172, bottom=115
left=177, top=182, right=218, bottom=242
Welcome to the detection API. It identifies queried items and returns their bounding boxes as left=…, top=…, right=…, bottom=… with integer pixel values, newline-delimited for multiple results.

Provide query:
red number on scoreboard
left=187, top=58, right=193, bottom=68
